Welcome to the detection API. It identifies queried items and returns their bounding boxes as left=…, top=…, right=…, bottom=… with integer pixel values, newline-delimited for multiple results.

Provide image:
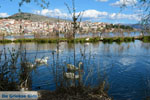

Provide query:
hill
left=129, top=24, right=145, bottom=29
left=125, top=24, right=147, bottom=30
left=6, top=12, right=68, bottom=22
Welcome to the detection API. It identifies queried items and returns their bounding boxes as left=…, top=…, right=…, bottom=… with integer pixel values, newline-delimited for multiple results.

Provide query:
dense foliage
left=105, top=24, right=133, bottom=30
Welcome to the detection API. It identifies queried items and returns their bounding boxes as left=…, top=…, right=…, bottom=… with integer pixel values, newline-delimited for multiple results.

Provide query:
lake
left=0, top=40, right=150, bottom=100
left=4, top=31, right=148, bottom=40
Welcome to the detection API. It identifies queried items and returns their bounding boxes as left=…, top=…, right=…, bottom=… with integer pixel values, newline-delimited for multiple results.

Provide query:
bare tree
left=64, top=0, right=84, bottom=95
left=19, top=0, right=50, bottom=9
left=65, top=0, right=83, bottom=39
left=0, top=0, right=50, bottom=12
left=120, top=0, right=150, bottom=36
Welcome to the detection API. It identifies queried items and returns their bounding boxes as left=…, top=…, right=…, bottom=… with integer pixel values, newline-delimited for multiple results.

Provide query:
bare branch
left=64, top=3, right=72, bottom=17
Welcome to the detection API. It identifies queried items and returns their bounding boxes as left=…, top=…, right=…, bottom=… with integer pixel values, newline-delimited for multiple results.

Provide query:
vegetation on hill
left=105, top=24, right=134, bottom=30
left=6, top=12, right=68, bottom=22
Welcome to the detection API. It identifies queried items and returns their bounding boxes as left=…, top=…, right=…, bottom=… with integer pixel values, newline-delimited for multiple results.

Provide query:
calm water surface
left=0, top=40, right=150, bottom=100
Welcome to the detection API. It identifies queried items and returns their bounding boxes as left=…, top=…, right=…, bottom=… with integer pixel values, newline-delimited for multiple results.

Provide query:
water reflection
left=4, top=31, right=148, bottom=40
left=0, top=40, right=150, bottom=100
left=119, top=57, right=136, bottom=66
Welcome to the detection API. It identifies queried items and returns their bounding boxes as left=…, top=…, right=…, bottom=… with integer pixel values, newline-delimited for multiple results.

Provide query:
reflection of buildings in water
left=0, top=43, right=57, bottom=52
left=21, top=43, right=53, bottom=51
left=24, top=43, right=66, bottom=50
left=21, top=42, right=69, bottom=54
left=0, top=40, right=150, bottom=56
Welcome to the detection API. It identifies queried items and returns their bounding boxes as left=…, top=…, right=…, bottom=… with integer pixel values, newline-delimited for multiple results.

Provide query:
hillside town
left=0, top=18, right=107, bottom=36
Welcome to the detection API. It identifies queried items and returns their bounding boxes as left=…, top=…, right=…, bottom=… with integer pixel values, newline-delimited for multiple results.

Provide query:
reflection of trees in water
left=2, top=40, right=150, bottom=99
left=92, top=42, right=99, bottom=48
left=92, top=42, right=131, bottom=55
left=3, top=43, right=69, bottom=52
left=113, top=43, right=131, bottom=55
left=141, top=42, right=150, bottom=50
left=103, top=44, right=111, bottom=54
left=2, top=41, right=150, bottom=57
left=101, top=43, right=130, bottom=55
left=67, top=43, right=75, bottom=51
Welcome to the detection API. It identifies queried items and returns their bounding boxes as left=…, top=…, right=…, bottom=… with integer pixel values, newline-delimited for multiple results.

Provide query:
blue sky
left=0, top=0, right=142, bottom=24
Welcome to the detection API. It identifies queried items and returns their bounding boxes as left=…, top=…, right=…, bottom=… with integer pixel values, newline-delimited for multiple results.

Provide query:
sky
left=0, top=0, right=143, bottom=24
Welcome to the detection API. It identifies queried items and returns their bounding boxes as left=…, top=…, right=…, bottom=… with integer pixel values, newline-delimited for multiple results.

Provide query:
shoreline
left=0, top=36, right=150, bottom=44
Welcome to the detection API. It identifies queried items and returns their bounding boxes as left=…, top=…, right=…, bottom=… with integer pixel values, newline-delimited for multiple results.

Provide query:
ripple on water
left=119, top=57, right=136, bottom=66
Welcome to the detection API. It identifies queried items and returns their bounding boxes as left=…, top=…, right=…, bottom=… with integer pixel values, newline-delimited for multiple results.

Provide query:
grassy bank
left=0, top=39, right=12, bottom=43
left=0, top=36, right=149, bottom=44
left=142, top=36, right=150, bottom=43
left=103, top=37, right=135, bottom=43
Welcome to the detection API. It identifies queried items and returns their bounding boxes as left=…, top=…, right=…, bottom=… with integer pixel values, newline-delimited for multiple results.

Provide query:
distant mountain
left=114, top=23, right=144, bottom=30
left=125, top=23, right=150, bottom=30
left=6, top=12, right=68, bottom=22
left=128, top=24, right=143, bottom=29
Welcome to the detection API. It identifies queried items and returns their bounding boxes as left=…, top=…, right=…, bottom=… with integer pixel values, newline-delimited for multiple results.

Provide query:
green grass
left=102, top=37, right=135, bottom=44
left=113, top=37, right=124, bottom=43
left=142, top=36, right=150, bottom=43
left=124, top=37, right=134, bottom=42
left=14, top=39, right=34, bottom=43
left=0, top=39, right=12, bottom=43
left=66, top=37, right=101, bottom=43
left=0, top=36, right=145, bottom=44
left=89, top=37, right=100, bottom=42
left=103, top=38, right=113, bottom=43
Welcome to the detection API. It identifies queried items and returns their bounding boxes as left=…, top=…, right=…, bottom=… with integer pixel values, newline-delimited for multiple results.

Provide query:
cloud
left=81, top=10, right=140, bottom=21
left=0, top=13, right=9, bottom=17
left=33, top=9, right=71, bottom=19
left=111, top=0, right=137, bottom=6
left=33, top=9, right=141, bottom=22
left=96, top=0, right=108, bottom=2
left=34, top=9, right=108, bottom=20
left=109, top=13, right=141, bottom=21
left=82, top=10, right=108, bottom=19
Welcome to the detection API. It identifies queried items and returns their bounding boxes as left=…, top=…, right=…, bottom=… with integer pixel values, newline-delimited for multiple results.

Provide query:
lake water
left=0, top=40, right=150, bottom=100
left=4, top=31, right=147, bottom=40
